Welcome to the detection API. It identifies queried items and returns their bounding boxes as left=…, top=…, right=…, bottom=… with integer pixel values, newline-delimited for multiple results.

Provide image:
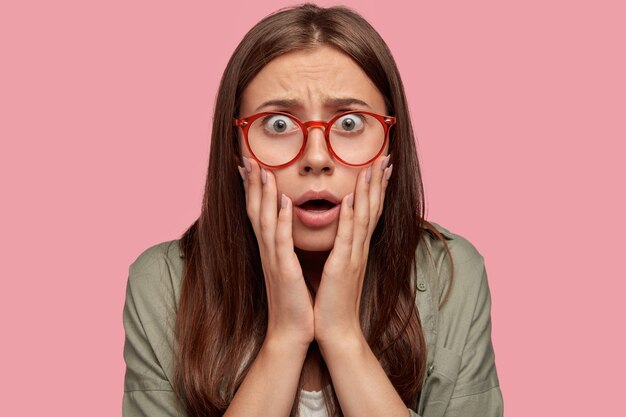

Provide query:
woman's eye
left=335, top=114, right=364, bottom=132
left=263, top=115, right=297, bottom=133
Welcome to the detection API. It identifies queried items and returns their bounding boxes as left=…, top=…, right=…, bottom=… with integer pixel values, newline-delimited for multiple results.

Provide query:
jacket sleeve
left=441, top=262, right=503, bottom=416
left=122, top=244, right=184, bottom=417
left=410, top=227, right=504, bottom=417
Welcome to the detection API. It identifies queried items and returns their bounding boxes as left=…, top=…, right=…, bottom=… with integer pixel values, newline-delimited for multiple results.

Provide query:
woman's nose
left=298, top=126, right=335, bottom=175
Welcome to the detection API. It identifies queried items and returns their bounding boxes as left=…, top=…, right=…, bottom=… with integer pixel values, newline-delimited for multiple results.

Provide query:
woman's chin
left=294, top=241, right=334, bottom=251
left=292, top=227, right=336, bottom=252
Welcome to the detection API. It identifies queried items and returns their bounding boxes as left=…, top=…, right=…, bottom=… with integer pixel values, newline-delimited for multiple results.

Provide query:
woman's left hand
left=313, top=154, right=393, bottom=346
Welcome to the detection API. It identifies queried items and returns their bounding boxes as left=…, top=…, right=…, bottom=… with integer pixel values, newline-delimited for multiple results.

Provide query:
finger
left=380, top=163, right=393, bottom=217
left=243, top=157, right=263, bottom=241
left=367, top=154, right=390, bottom=237
left=275, top=193, right=299, bottom=274
left=352, top=166, right=371, bottom=260
left=238, top=165, right=247, bottom=182
left=332, top=192, right=354, bottom=262
left=259, top=167, right=278, bottom=259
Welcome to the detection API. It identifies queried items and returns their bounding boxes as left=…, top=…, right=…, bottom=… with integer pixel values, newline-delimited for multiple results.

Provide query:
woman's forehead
left=240, top=45, right=386, bottom=116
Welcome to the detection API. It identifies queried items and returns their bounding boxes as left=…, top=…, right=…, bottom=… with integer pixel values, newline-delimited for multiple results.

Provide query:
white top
left=299, top=388, right=328, bottom=417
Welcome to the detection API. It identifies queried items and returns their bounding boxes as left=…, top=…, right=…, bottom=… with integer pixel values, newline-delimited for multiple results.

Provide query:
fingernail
left=281, top=193, right=287, bottom=209
left=365, top=166, right=372, bottom=183
left=347, top=193, right=354, bottom=208
left=238, top=165, right=246, bottom=181
left=385, top=164, right=393, bottom=180
left=261, top=168, right=267, bottom=185
left=242, top=156, right=252, bottom=173
left=381, top=154, right=391, bottom=171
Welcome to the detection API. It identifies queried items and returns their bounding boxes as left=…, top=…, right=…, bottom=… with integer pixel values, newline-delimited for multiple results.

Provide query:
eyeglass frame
left=232, top=110, right=396, bottom=169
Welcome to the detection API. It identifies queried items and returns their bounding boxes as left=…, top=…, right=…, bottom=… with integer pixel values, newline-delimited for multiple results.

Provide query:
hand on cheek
left=238, top=157, right=315, bottom=348
left=313, top=154, right=393, bottom=347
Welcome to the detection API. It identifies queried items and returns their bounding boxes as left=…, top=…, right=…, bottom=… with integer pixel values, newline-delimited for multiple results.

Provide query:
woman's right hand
left=239, top=156, right=315, bottom=348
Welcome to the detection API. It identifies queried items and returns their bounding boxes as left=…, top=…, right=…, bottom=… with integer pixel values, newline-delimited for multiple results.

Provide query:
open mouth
left=297, top=199, right=338, bottom=212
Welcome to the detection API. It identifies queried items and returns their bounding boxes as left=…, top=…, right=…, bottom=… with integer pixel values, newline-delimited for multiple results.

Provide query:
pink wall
left=1, top=0, right=624, bottom=415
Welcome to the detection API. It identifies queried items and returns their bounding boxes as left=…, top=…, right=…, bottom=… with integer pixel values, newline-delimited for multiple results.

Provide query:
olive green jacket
left=122, top=222, right=503, bottom=416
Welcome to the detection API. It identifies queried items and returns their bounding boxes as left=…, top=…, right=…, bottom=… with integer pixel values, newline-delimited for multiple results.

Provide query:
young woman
left=122, top=4, right=503, bottom=417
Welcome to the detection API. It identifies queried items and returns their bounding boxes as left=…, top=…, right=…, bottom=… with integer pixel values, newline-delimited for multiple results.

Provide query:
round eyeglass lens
left=247, top=114, right=304, bottom=166
left=328, top=113, right=385, bottom=165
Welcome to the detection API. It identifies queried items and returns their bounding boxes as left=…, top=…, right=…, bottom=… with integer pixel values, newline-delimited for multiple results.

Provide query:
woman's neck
left=294, top=248, right=331, bottom=294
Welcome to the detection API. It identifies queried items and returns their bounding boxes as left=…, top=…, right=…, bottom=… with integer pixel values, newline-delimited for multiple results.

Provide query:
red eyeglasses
left=233, top=110, right=396, bottom=168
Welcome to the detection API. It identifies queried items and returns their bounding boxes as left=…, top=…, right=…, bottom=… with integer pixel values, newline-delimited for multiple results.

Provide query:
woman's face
left=237, top=45, right=389, bottom=251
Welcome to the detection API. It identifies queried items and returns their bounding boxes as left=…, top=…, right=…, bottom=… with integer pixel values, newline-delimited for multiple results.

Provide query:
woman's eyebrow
left=254, top=99, right=301, bottom=112
left=254, top=97, right=372, bottom=112
left=325, top=97, right=372, bottom=109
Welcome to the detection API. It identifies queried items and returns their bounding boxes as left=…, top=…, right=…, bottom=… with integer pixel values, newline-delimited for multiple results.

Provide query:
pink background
left=1, top=0, right=624, bottom=415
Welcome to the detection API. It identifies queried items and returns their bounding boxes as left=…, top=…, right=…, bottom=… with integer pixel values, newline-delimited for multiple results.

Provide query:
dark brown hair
left=174, top=3, right=454, bottom=416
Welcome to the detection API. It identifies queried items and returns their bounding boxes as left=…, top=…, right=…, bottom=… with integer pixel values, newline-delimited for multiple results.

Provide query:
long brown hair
left=174, top=3, right=454, bottom=416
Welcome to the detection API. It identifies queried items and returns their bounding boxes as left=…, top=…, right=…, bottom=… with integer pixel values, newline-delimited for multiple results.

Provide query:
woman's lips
left=294, top=204, right=340, bottom=228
